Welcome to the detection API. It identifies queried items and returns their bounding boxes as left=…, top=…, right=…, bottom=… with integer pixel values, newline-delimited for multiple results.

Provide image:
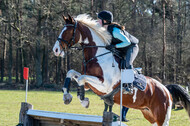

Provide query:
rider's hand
left=105, top=45, right=115, bottom=51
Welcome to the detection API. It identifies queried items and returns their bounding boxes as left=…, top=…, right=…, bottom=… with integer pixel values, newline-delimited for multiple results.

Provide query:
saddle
left=133, top=69, right=147, bottom=91
left=120, top=59, right=147, bottom=91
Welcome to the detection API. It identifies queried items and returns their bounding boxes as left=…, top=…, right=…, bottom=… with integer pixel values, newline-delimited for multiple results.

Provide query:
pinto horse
left=53, top=14, right=173, bottom=126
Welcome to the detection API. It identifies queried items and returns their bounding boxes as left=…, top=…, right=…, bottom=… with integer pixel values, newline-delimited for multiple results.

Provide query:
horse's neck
left=78, top=23, right=121, bottom=93
left=79, top=23, right=107, bottom=60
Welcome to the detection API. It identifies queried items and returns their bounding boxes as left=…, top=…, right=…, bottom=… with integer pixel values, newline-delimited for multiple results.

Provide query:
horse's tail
left=166, top=84, right=190, bottom=118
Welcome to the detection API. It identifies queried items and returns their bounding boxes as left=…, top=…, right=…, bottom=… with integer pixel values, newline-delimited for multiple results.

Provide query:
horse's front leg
left=63, top=69, right=106, bottom=108
left=62, top=69, right=91, bottom=108
left=76, top=85, right=90, bottom=108
left=62, top=69, right=81, bottom=105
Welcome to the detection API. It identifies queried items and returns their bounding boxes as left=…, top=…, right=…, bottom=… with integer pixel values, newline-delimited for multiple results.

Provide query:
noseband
left=57, top=21, right=78, bottom=48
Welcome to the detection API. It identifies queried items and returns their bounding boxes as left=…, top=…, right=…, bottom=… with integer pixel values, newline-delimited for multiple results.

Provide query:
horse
left=53, top=14, right=174, bottom=126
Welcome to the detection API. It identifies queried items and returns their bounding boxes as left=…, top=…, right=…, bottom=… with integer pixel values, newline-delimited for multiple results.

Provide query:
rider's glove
left=105, top=45, right=115, bottom=51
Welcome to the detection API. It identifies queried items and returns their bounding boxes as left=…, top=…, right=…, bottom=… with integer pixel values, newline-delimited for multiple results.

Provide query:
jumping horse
left=53, top=14, right=190, bottom=126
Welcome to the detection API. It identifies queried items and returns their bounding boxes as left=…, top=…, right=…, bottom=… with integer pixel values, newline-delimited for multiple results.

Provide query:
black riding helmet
left=98, top=10, right=113, bottom=25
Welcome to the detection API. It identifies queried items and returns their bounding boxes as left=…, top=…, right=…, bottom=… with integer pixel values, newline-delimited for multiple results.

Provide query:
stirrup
left=123, top=83, right=133, bottom=94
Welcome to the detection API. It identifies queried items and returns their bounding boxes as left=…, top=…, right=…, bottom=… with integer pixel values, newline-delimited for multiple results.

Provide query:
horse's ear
left=62, top=15, right=67, bottom=21
left=68, top=14, right=74, bottom=24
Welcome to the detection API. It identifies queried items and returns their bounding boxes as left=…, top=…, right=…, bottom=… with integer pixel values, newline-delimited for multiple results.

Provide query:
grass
left=0, top=90, right=189, bottom=126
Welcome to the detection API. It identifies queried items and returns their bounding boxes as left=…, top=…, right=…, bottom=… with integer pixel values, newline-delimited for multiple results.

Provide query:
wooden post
left=102, top=111, right=113, bottom=126
left=19, top=102, right=33, bottom=126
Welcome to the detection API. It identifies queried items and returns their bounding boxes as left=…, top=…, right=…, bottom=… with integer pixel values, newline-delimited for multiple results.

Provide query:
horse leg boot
left=62, top=78, right=73, bottom=105
left=62, top=70, right=81, bottom=105
left=103, top=102, right=113, bottom=126
left=77, top=85, right=89, bottom=108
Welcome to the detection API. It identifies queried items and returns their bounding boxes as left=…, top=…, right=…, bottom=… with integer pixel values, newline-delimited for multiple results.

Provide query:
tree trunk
left=151, top=0, right=155, bottom=33
left=0, top=26, right=6, bottom=82
left=8, top=1, right=13, bottom=84
left=19, top=48, right=24, bottom=83
left=35, top=40, right=42, bottom=87
left=42, top=46, right=46, bottom=83
left=35, top=8, right=42, bottom=87
left=148, top=57, right=152, bottom=77
left=162, top=0, right=166, bottom=83
left=176, top=0, right=182, bottom=83
left=91, top=0, right=94, bottom=17
left=15, top=0, right=23, bottom=83
left=143, top=40, right=148, bottom=76
left=66, top=50, right=70, bottom=72
left=169, top=1, right=175, bottom=83
left=56, top=57, right=61, bottom=85
left=16, top=47, right=19, bottom=83
left=100, top=0, right=107, bottom=10
left=131, top=0, right=137, bottom=33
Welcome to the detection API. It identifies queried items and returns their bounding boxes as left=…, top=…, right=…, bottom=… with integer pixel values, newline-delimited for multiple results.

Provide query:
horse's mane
left=75, top=14, right=111, bottom=45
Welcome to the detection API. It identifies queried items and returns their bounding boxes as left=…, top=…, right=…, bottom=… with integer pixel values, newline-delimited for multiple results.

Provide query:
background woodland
left=0, top=0, right=190, bottom=89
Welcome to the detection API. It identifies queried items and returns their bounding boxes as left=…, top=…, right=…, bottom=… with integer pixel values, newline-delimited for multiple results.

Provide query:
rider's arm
left=112, top=27, right=131, bottom=48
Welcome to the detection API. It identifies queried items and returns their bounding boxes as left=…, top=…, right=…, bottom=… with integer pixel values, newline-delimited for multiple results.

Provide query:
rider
left=97, top=10, right=139, bottom=93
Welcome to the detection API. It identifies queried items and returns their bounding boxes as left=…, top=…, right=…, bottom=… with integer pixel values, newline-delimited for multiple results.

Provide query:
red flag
left=23, top=67, right=29, bottom=80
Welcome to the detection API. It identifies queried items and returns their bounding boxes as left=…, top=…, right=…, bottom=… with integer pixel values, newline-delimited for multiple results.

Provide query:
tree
left=7, top=0, right=13, bottom=84
left=162, top=0, right=167, bottom=83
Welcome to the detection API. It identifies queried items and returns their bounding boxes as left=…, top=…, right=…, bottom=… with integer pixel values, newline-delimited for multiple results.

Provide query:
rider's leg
left=125, top=44, right=139, bottom=69
left=124, top=44, right=139, bottom=93
left=122, top=106, right=129, bottom=122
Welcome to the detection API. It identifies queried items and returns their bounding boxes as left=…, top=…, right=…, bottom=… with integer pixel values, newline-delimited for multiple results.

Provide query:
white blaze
left=53, top=27, right=67, bottom=57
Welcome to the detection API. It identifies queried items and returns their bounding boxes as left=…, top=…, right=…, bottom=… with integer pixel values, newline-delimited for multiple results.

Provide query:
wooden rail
left=18, top=102, right=127, bottom=126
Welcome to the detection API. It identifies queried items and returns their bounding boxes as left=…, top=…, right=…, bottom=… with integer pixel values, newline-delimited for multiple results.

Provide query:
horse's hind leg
left=150, top=100, right=172, bottom=126
left=141, top=109, right=167, bottom=126
left=141, top=109, right=166, bottom=126
left=141, top=109, right=156, bottom=125
left=157, top=102, right=172, bottom=126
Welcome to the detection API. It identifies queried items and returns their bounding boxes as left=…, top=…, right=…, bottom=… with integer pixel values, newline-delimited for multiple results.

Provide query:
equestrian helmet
left=98, top=10, right=113, bottom=24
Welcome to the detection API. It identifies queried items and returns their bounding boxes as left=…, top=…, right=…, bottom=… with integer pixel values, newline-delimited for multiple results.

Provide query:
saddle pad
left=133, top=74, right=147, bottom=91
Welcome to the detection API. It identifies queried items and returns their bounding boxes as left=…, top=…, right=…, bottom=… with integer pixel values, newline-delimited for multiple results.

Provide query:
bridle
left=57, top=21, right=78, bottom=49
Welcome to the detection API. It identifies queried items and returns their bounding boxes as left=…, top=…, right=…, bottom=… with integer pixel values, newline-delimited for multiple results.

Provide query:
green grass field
left=0, top=90, right=189, bottom=126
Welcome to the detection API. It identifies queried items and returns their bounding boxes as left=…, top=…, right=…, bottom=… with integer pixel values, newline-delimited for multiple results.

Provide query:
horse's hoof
left=81, top=98, right=90, bottom=108
left=63, top=93, right=73, bottom=105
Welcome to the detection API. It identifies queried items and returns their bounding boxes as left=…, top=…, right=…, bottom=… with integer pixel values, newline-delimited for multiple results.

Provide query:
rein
left=71, top=45, right=122, bottom=74
left=70, top=46, right=112, bottom=74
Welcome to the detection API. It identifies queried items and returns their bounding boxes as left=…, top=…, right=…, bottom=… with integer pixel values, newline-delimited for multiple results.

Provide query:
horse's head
left=53, top=15, right=78, bottom=57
